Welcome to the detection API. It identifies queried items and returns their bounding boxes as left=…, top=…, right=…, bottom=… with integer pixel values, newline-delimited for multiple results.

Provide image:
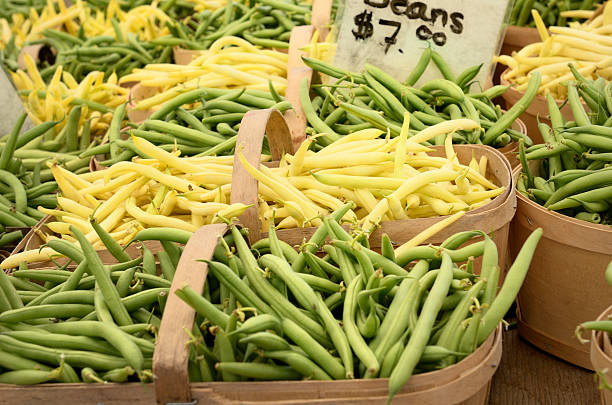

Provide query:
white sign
left=333, top=0, right=511, bottom=86
left=0, top=68, right=34, bottom=136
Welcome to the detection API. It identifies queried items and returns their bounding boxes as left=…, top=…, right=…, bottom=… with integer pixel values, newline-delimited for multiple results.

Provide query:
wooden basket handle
left=153, top=223, right=229, bottom=405
left=284, top=25, right=316, bottom=151
left=230, top=109, right=294, bottom=243
left=311, top=0, right=333, bottom=37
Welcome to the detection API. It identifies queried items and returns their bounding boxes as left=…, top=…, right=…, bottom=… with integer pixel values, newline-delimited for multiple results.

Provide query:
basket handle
left=230, top=109, right=294, bottom=243
left=153, top=223, right=229, bottom=405
left=284, top=25, right=316, bottom=152
left=311, top=0, right=333, bottom=37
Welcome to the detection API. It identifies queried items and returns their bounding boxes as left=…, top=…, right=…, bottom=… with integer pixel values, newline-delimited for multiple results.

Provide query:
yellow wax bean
left=290, top=137, right=314, bottom=177
left=46, top=222, right=72, bottom=235
left=405, top=194, right=420, bottom=209
left=277, top=216, right=299, bottom=229
left=394, top=112, right=410, bottom=177
left=80, top=173, right=139, bottom=196
left=56, top=197, right=94, bottom=219
left=532, top=10, right=549, bottom=41
left=457, top=188, right=505, bottom=204
left=317, top=163, right=394, bottom=177
left=159, top=190, right=178, bottom=217
left=183, top=173, right=233, bottom=186
left=318, top=129, right=384, bottom=153
left=175, top=199, right=229, bottom=216
left=285, top=152, right=390, bottom=169
left=237, top=155, right=320, bottom=223
left=104, top=162, right=204, bottom=193
left=395, top=211, right=466, bottom=255
left=310, top=172, right=404, bottom=190
left=131, top=136, right=204, bottom=173
left=407, top=119, right=480, bottom=145
left=93, top=177, right=148, bottom=222
left=126, top=196, right=198, bottom=232
left=1, top=247, right=57, bottom=269
left=403, top=156, right=497, bottom=189
left=212, top=203, right=251, bottom=223
left=361, top=198, right=389, bottom=233
left=386, top=195, right=407, bottom=220
left=549, top=26, right=612, bottom=47
left=418, top=185, right=464, bottom=204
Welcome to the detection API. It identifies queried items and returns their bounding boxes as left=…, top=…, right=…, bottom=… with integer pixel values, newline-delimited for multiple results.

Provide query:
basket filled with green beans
left=112, top=87, right=292, bottom=164
left=150, top=207, right=542, bottom=404
left=167, top=0, right=335, bottom=64
left=294, top=50, right=534, bottom=168
left=0, top=224, right=191, bottom=391
left=577, top=261, right=612, bottom=403
left=511, top=74, right=612, bottom=369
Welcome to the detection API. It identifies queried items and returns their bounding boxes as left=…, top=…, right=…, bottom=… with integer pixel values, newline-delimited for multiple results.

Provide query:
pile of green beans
left=300, top=50, right=537, bottom=148
left=509, top=0, right=598, bottom=27
left=518, top=66, right=612, bottom=225
left=91, top=86, right=292, bottom=165
left=0, top=223, right=192, bottom=384
left=0, top=0, right=47, bottom=19
left=178, top=203, right=542, bottom=403
left=6, top=29, right=174, bottom=82
left=164, top=0, right=325, bottom=50
left=0, top=113, right=101, bottom=231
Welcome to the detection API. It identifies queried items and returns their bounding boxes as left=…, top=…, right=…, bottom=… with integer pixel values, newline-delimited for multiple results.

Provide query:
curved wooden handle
left=153, top=223, right=229, bottom=405
left=285, top=25, right=316, bottom=152
left=311, top=0, right=333, bottom=36
left=230, top=109, right=293, bottom=243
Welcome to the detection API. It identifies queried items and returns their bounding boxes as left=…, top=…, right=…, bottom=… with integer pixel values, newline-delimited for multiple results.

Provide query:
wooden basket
left=0, top=223, right=502, bottom=404
left=6, top=214, right=163, bottom=270
left=590, top=304, right=612, bottom=405
left=231, top=109, right=517, bottom=274
left=510, top=163, right=612, bottom=369
left=171, top=0, right=333, bottom=67
left=492, top=26, right=541, bottom=87
left=500, top=68, right=589, bottom=145
left=154, top=223, right=503, bottom=405
left=126, top=83, right=158, bottom=124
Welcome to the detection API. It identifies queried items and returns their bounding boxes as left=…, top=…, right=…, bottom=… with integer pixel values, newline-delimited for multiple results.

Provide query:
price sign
left=0, top=68, right=34, bottom=135
left=333, top=0, right=511, bottom=86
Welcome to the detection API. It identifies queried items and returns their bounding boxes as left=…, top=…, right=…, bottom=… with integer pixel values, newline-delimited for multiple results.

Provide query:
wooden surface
left=490, top=328, right=600, bottom=405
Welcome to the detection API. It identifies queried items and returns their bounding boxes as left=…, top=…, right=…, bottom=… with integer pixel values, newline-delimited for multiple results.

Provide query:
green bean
left=206, top=260, right=273, bottom=314
left=281, top=318, right=345, bottom=379
left=230, top=227, right=331, bottom=347
left=404, top=48, right=432, bottom=86
left=300, top=77, right=340, bottom=146
left=132, top=228, right=193, bottom=244
left=344, top=274, right=379, bottom=377
left=0, top=367, right=62, bottom=385
left=387, top=253, right=453, bottom=400
left=238, top=331, right=290, bottom=351
left=477, top=229, right=542, bottom=344
left=4, top=330, right=117, bottom=356
left=0, top=112, right=26, bottom=170
left=483, top=72, right=541, bottom=145
left=71, top=226, right=132, bottom=326
left=431, top=50, right=456, bottom=82
left=264, top=350, right=332, bottom=380
left=0, top=335, right=129, bottom=370
left=0, top=169, right=26, bottom=212
left=0, top=304, right=94, bottom=322
left=176, top=285, right=229, bottom=329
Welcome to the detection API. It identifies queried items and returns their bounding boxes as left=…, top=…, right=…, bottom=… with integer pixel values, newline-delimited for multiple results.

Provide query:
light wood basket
left=510, top=162, right=612, bottom=369
left=231, top=109, right=517, bottom=275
